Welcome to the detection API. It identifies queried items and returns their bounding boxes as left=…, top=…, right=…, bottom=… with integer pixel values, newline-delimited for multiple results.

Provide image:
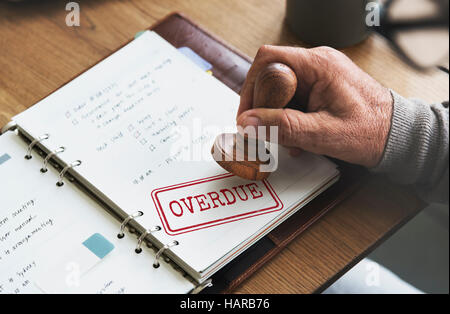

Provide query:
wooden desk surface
left=0, top=0, right=448, bottom=294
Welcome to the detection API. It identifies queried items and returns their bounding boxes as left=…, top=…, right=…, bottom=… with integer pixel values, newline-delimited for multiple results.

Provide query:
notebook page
left=13, top=31, right=338, bottom=276
left=0, top=132, right=194, bottom=294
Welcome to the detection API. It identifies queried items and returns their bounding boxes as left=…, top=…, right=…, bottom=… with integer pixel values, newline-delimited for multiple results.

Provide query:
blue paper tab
left=134, top=30, right=146, bottom=39
left=178, top=47, right=213, bottom=71
left=0, top=153, right=11, bottom=165
left=82, top=233, right=114, bottom=259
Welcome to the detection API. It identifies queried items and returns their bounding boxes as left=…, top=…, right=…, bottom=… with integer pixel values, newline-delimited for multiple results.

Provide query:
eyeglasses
left=376, top=0, right=449, bottom=71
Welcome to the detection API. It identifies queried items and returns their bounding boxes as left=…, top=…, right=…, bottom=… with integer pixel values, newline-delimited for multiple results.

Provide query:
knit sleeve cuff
left=371, top=90, right=437, bottom=184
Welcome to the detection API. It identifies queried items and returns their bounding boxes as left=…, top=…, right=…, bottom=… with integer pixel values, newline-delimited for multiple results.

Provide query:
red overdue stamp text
left=151, top=173, right=283, bottom=235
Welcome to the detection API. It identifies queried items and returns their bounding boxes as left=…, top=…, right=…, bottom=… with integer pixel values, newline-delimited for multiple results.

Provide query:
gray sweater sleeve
left=372, top=91, right=449, bottom=205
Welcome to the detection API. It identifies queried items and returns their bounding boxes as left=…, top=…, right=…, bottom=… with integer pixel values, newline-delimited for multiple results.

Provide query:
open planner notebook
left=0, top=30, right=339, bottom=294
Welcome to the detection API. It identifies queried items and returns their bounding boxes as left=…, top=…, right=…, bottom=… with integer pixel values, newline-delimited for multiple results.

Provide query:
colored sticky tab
left=82, top=233, right=114, bottom=259
left=134, top=30, right=146, bottom=39
left=34, top=233, right=115, bottom=293
left=0, top=153, right=11, bottom=165
left=178, top=47, right=213, bottom=71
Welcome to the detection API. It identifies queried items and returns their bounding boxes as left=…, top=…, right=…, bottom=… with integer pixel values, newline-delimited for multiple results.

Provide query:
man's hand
left=236, top=45, right=394, bottom=168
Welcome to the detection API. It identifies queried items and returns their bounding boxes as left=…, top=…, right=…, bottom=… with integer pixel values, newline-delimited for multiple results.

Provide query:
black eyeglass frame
left=373, top=0, right=449, bottom=71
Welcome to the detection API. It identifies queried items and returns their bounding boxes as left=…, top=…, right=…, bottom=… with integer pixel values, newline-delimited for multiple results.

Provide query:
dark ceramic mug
left=286, top=0, right=374, bottom=48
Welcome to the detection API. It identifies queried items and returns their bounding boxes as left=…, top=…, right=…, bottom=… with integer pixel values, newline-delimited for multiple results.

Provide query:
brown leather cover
left=151, top=13, right=367, bottom=293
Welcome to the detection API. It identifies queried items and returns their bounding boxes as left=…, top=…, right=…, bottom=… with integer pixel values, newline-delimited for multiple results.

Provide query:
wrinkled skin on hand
left=237, top=45, right=393, bottom=168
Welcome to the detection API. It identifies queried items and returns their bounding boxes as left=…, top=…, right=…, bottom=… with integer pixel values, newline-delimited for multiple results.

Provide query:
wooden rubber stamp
left=212, top=63, right=298, bottom=181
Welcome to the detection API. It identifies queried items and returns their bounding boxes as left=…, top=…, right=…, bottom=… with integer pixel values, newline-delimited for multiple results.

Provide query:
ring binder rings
left=25, top=134, right=49, bottom=160
left=56, top=160, right=82, bottom=187
left=191, top=279, right=213, bottom=294
left=0, top=121, right=17, bottom=134
left=1, top=124, right=200, bottom=291
left=153, top=240, right=179, bottom=268
left=117, top=211, right=144, bottom=239
left=41, top=147, right=66, bottom=173
left=135, top=226, right=162, bottom=254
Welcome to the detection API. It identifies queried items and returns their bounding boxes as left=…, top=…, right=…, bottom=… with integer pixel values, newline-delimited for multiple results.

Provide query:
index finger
left=237, top=45, right=316, bottom=119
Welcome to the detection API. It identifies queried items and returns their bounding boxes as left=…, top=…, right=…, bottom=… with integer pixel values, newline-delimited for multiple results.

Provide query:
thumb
left=236, top=108, right=323, bottom=152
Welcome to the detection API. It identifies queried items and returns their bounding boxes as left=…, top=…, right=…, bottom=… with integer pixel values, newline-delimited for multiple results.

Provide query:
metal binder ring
left=41, top=147, right=65, bottom=173
left=117, top=211, right=144, bottom=239
left=135, top=226, right=161, bottom=254
left=191, top=279, right=213, bottom=294
left=56, top=160, right=82, bottom=187
left=153, top=240, right=179, bottom=268
left=25, top=134, right=49, bottom=159
left=0, top=121, right=17, bottom=135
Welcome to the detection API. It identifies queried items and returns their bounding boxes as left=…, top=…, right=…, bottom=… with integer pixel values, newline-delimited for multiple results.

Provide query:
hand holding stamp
left=211, top=63, right=298, bottom=181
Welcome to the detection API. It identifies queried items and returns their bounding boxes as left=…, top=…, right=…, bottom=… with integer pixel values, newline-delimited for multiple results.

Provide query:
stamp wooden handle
left=211, top=63, right=298, bottom=181
left=253, top=63, right=297, bottom=109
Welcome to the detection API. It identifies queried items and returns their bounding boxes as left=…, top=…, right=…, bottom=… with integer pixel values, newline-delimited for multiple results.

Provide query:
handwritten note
left=0, top=198, right=54, bottom=263
left=15, top=32, right=235, bottom=192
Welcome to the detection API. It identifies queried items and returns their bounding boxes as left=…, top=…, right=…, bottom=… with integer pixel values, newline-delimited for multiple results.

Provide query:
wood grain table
left=0, top=0, right=448, bottom=294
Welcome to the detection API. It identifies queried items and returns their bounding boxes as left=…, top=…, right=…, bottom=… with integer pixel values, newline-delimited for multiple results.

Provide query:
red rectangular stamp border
left=151, top=173, right=284, bottom=235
